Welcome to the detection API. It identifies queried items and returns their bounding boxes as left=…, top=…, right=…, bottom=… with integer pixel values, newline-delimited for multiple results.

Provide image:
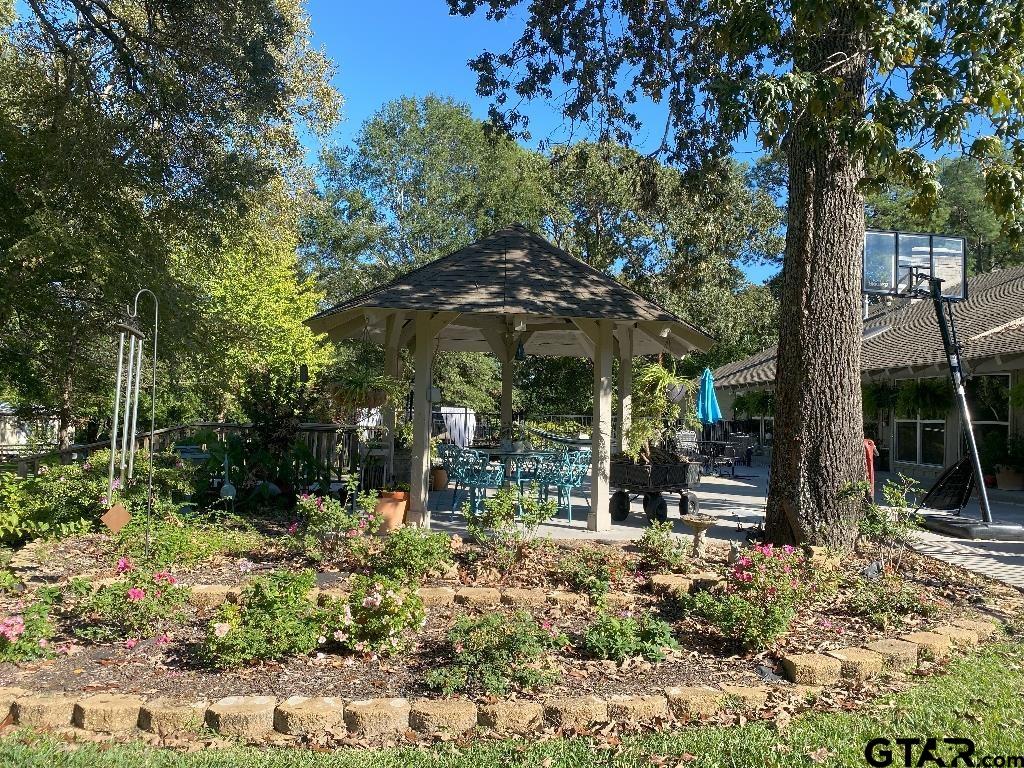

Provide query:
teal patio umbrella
left=696, top=367, right=723, bottom=425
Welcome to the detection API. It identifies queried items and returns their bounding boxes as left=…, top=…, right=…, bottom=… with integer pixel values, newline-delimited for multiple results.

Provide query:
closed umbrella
left=696, top=368, right=723, bottom=426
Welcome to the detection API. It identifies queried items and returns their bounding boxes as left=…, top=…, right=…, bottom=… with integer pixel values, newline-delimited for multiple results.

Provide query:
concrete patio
left=426, top=463, right=1024, bottom=589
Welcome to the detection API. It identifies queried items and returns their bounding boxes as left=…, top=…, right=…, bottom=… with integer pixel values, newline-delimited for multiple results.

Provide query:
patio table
left=479, top=447, right=557, bottom=488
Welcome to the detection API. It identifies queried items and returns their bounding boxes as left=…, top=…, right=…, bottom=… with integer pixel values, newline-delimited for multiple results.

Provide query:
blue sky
left=307, top=2, right=779, bottom=283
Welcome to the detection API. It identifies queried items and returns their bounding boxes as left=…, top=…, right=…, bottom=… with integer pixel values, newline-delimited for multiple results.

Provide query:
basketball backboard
left=863, top=229, right=967, bottom=300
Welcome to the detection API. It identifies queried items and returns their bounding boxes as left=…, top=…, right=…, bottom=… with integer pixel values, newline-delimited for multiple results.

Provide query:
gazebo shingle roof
left=714, top=265, right=1024, bottom=389
left=307, top=224, right=713, bottom=357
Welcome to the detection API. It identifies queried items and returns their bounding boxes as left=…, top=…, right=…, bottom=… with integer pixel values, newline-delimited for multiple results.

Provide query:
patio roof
left=306, top=224, right=713, bottom=358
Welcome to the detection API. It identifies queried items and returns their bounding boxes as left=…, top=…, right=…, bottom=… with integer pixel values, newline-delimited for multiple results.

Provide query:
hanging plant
left=895, top=378, right=951, bottom=420
left=331, top=369, right=409, bottom=411
left=1008, top=381, right=1024, bottom=410
left=733, top=389, right=773, bottom=417
left=622, top=362, right=698, bottom=462
left=862, top=381, right=898, bottom=416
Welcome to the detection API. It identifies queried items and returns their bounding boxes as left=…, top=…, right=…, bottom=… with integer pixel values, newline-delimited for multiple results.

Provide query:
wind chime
left=104, top=289, right=159, bottom=556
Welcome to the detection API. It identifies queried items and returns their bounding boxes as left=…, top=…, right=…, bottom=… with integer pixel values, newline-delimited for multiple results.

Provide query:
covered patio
left=305, top=224, right=713, bottom=530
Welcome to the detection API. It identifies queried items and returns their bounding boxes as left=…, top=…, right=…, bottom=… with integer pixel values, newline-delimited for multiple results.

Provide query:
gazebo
left=305, top=224, right=713, bottom=531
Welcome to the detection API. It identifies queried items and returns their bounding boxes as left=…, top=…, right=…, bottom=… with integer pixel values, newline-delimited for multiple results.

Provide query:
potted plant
left=621, top=363, right=697, bottom=462
left=995, top=434, right=1024, bottom=491
left=429, top=437, right=448, bottom=490
left=374, top=483, right=410, bottom=532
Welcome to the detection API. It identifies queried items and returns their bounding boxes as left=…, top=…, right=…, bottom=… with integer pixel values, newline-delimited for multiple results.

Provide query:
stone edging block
left=409, top=698, right=478, bottom=734
left=206, top=696, right=277, bottom=738
left=780, top=653, right=842, bottom=685
left=139, top=698, right=209, bottom=735
left=274, top=696, right=345, bottom=736
left=73, top=693, right=143, bottom=732
left=544, top=696, right=607, bottom=729
left=344, top=698, right=410, bottom=737
left=477, top=700, right=543, bottom=733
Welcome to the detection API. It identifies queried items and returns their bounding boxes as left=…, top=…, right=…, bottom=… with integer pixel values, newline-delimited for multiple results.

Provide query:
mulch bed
left=1, top=526, right=1022, bottom=708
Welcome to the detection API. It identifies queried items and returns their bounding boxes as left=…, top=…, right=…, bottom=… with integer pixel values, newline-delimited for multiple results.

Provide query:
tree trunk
left=764, top=18, right=868, bottom=548
left=56, top=363, right=75, bottom=449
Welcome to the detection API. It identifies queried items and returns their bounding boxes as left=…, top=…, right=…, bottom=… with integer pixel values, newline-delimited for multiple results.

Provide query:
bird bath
left=679, top=513, right=716, bottom=558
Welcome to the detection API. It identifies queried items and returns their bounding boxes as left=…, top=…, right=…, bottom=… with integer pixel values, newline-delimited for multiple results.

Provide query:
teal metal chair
left=437, top=443, right=470, bottom=512
left=458, top=448, right=505, bottom=515
left=537, top=448, right=591, bottom=521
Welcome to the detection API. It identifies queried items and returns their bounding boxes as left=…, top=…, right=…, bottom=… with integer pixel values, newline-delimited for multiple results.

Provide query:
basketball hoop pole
left=921, top=274, right=993, bottom=524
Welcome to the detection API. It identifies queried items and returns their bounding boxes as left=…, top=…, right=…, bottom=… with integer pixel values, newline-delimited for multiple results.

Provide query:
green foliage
left=203, top=570, right=320, bottom=669
left=116, top=510, right=262, bottom=568
left=294, top=492, right=379, bottom=563
left=895, top=379, right=952, bottom=420
left=374, top=528, right=453, bottom=583
left=0, top=450, right=195, bottom=545
left=732, top=390, right=775, bottom=418
left=848, top=574, right=940, bottom=630
left=624, top=363, right=695, bottom=460
left=73, top=568, right=188, bottom=644
left=688, top=544, right=810, bottom=649
left=322, top=575, right=425, bottom=656
left=463, top=485, right=556, bottom=571
left=580, top=606, right=679, bottom=662
left=635, top=521, right=688, bottom=572
left=556, top=548, right=626, bottom=597
left=0, top=588, right=57, bottom=663
left=424, top=611, right=567, bottom=696
left=860, top=474, right=922, bottom=549
left=862, top=381, right=899, bottom=417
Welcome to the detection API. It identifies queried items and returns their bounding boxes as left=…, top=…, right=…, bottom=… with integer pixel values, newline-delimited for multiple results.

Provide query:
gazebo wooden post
left=409, top=312, right=434, bottom=528
left=500, top=337, right=514, bottom=436
left=589, top=319, right=614, bottom=532
left=616, top=324, right=633, bottom=454
left=382, top=312, right=403, bottom=485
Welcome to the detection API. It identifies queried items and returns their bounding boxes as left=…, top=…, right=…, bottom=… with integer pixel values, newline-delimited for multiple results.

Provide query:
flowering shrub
left=687, top=543, right=811, bottom=649
left=581, top=606, right=679, bottom=662
left=635, top=521, right=688, bottom=571
left=374, top=528, right=453, bottom=582
left=424, top=610, right=567, bottom=695
left=848, top=573, right=940, bottom=629
left=73, top=564, right=188, bottom=644
left=463, top=485, right=556, bottom=571
left=203, top=569, right=320, bottom=668
left=557, top=547, right=627, bottom=597
left=321, top=575, right=425, bottom=656
left=293, top=492, right=380, bottom=563
left=0, top=588, right=57, bottom=662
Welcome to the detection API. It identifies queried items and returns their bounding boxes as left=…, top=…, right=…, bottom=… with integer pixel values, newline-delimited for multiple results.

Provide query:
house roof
left=306, top=224, right=714, bottom=358
left=714, top=265, right=1024, bottom=389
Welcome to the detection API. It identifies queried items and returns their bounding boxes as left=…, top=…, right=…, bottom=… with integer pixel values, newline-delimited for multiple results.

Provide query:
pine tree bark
left=764, top=16, right=868, bottom=548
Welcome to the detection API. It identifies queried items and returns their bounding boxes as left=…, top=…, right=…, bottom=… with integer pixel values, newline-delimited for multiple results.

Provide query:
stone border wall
left=0, top=617, right=1000, bottom=742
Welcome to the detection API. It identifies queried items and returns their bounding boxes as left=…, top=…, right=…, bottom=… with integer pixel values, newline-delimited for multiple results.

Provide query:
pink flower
left=287, top=522, right=300, bottom=535
left=362, top=594, right=382, bottom=608
left=116, top=557, right=134, bottom=574
left=124, top=638, right=138, bottom=649
left=782, top=544, right=795, bottom=554
left=213, top=622, right=231, bottom=638
left=453, top=642, right=464, bottom=653
left=332, top=630, right=348, bottom=642
left=0, top=615, right=25, bottom=642
left=156, top=633, right=171, bottom=647
left=346, top=529, right=359, bottom=538
left=153, top=571, right=176, bottom=585
left=127, top=587, right=145, bottom=602
left=37, top=638, right=48, bottom=649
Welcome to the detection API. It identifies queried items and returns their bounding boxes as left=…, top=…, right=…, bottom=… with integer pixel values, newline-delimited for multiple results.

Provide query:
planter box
left=995, top=466, right=1024, bottom=492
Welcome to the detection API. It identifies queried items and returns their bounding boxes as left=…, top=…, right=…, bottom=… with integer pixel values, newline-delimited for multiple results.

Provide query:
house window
left=966, top=374, right=1011, bottom=471
left=894, top=419, right=946, bottom=466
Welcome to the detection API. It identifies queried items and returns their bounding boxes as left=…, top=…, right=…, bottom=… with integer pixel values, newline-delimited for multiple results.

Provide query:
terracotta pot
left=995, top=466, right=1024, bottom=492
left=375, top=491, right=408, bottom=532
left=430, top=466, right=449, bottom=491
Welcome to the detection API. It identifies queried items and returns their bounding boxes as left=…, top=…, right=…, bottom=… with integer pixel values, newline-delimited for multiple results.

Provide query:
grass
left=3, top=642, right=1024, bottom=768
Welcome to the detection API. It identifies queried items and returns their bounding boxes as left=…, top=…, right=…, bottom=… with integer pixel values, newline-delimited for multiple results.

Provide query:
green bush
left=581, top=606, right=679, bottom=662
left=557, top=547, right=626, bottom=597
left=424, top=610, right=567, bottom=696
left=115, top=509, right=262, bottom=567
left=635, top=521, right=688, bottom=571
left=848, top=574, right=939, bottom=630
left=292, top=491, right=379, bottom=563
left=0, top=450, right=196, bottom=545
left=375, top=527, right=453, bottom=582
left=203, top=570, right=320, bottom=668
left=463, top=485, right=556, bottom=571
left=0, top=588, right=57, bottom=662
left=321, top=575, right=425, bottom=656
left=687, top=543, right=810, bottom=649
left=72, top=567, right=188, bottom=643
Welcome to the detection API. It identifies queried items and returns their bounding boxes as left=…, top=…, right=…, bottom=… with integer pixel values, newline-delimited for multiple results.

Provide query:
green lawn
left=4, top=642, right=1024, bottom=768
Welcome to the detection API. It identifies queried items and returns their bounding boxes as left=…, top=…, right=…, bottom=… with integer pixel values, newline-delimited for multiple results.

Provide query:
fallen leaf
left=807, top=747, right=832, bottom=763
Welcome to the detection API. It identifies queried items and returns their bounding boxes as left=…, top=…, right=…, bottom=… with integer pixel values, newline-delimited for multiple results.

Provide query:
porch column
left=383, top=314, right=402, bottom=485
left=616, top=325, right=633, bottom=454
left=409, top=312, right=434, bottom=528
left=500, top=357, right=514, bottom=434
left=589, top=319, right=613, bottom=532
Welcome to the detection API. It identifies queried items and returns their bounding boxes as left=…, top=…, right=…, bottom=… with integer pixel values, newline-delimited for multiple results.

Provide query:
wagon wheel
left=643, top=492, right=668, bottom=524
left=679, top=491, right=699, bottom=517
left=610, top=490, right=631, bottom=522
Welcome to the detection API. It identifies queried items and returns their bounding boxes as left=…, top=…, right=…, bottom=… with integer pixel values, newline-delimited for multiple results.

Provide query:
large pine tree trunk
left=764, top=18, right=868, bottom=548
